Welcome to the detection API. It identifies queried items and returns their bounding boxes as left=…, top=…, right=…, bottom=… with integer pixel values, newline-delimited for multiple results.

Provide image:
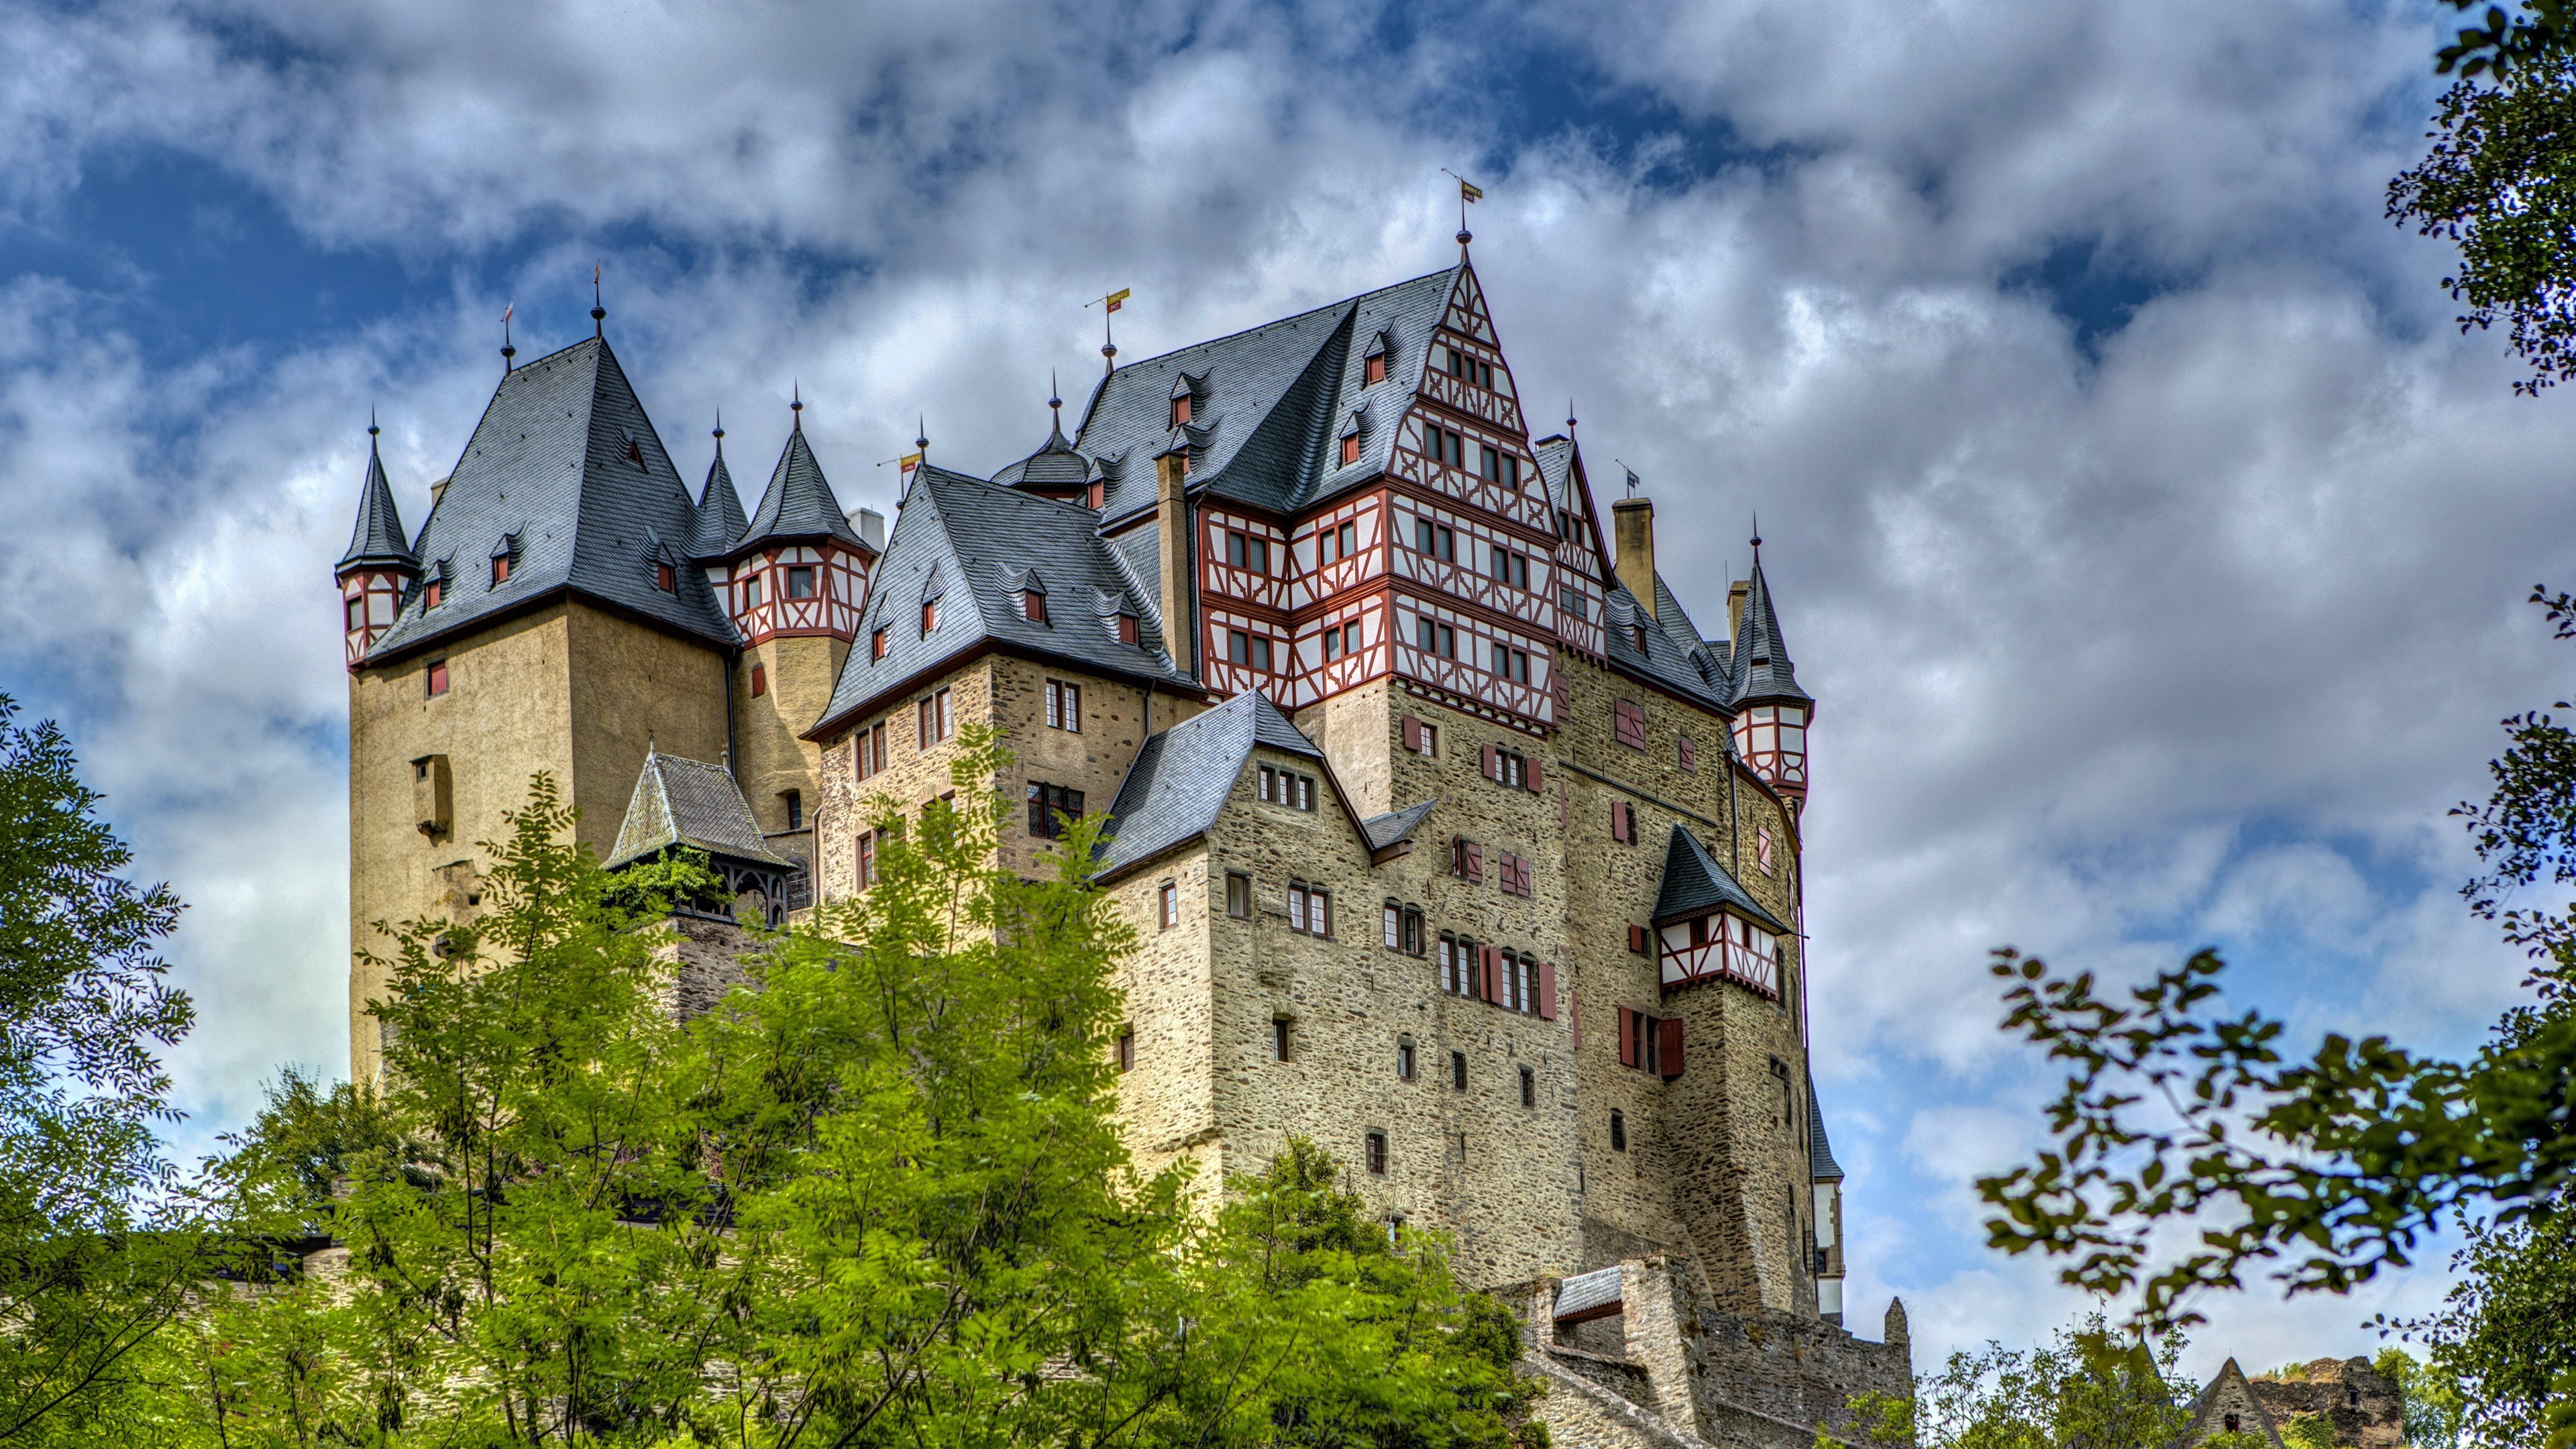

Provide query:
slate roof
left=606, top=749, right=794, bottom=870
left=1096, top=691, right=1321, bottom=875
left=1605, top=581, right=1732, bottom=712
left=1806, top=1070, right=1844, bottom=1181
left=688, top=441, right=749, bottom=559
left=1651, top=824, right=1788, bottom=932
left=809, top=464, right=1189, bottom=739
left=1360, top=798, right=1439, bottom=852
left=337, top=432, right=417, bottom=574
left=991, top=400, right=1092, bottom=489
left=1075, top=267, right=1460, bottom=535
left=364, top=337, right=737, bottom=660
left=735, top=420, right=866, bottom=555
left=1729, top=556, right=1811, bottom=708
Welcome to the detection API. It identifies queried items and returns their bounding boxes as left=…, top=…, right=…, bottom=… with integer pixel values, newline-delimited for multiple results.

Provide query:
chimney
left=1613, top=496, right=1656, bottom=615
left=858, top=508, right=885, bottom=552
left=1728, top=578, right=1752, bottom=640
left=1157, top=451, right=1195, bottom=674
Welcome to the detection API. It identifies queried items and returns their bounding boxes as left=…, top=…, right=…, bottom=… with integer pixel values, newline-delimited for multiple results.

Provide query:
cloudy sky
left=0, top=0, right=2561, bottom=1379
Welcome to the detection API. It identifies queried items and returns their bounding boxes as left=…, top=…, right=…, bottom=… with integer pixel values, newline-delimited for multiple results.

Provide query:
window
left=1324, top=626, right=1342, bottom=661
left=1026, top=782, right=1085, bottom=839
left=1610, top=1109, right=1627, bottom=1152
left=1045, top=679, right=1081, bottom=731
left=1116, top=613, right=1141, bottom=645
left=744, top=574, right=763, bottom=608
left=1414, top=616, right=1455, bottom=659
left=1117, top=1029, right=1135, bottom=1073
left=1228, top=873, right=1252, bottom=919
left=1774, top=1061, right=1794, bottom=1126
left=1403, top=716, right=1439, bottom=755
left=1614, top=700, right=1647, bottom=749
left=1171, top=394, right=1192, bottom=429
left=1756, top=826, right=1776, bottom=875
left=2225, top=1418, right=2241, bottom=1435
left=1497, top=852, right=1533, bottom=897
left=1612, top=801, right=1637, bottom=843
left=1159, top=881, right=1179, bottom=930
left=1439, top=934, right=1479, bottom=996
left=1397, top=1040, right=1416, bottom=1080
left=1435, top=426, right=1466, bottom=468
left=490, top=553, right=511, bottom=585
left=1224, top=531, right=1271, bottom=575
left=782, top=790, right=803, bottom=830
left=1678, top=734, right=1697, bottom=772
left=1287, top=883, right=1330, bottom=936
left=787, top=566, right=815, bottom=599
left=1413, top=518, right=1455, bottom=561
left=1618, top=1008, right=1684, bottom=1079
left=1258, top=767, right=1316, bottom=811
left=1340, top=434, right=1361, bottom=465
left=1226, top=629, right=1274, bottom=671
left=1559, top=583, right=1587, bottom=621
left=1479, top=443, right=1506, bottom=482
left=855, top=721, right=888, bottom=781
left=917, top=688, right=952, bottom=749
left=1365, top=353, right=1388, bottom=384
left=871, top=627, right=888, bottom=661
left=1365, top=1130, right=1387, bottom=1175
left=1449, top=835, right=1483, bottom=883
left=1272, top=1018, right=1291, bottom=1061
left=1403, top=907, right=1424, bottom=955
left=1519, top=1065, right=1536, bottom=1108
left=424, top=580, right=444, bottom=610
left=345, top=594, right=366, bottom=631
left=655, top=561, right=677, bottom=593
left=855, top=831, right=878, bottom=889
left=1023, top=590, right=1047, bottom=623
left=921, top=598, right=939, bottom=635
left=750, top=663, right=767, bottom=698
left=1628, top=924, right=1650, bottom=954
left=1384, top=902, right=1402, bottom=949
left=425, top=660, right=449, bottom=697
left=1450, top=1051, right=1468, bottom=1090
left=1338, top=521, right=1356, bottom=556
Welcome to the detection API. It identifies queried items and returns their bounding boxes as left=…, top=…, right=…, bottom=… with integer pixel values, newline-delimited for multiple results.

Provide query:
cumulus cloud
left=0, top=0, right=2558, bottom=1377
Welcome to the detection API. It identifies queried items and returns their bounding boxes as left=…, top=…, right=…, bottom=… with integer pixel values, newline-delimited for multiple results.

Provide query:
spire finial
left=501, top=302, right=517, bottom=371
left=791, top=381, right=803, bottom=431
left=1089, top=288, right=1130, bottom=374
left=591, top=263, right=606, bottom=337
left=1050, top=369, right=1062, bottom=413
left=1750, top=512, right=1762, bottom=553
left=368, top=407, right=380, bottom=444
left=915, top=414, right=929, bottom=456
left=712, top=409, right=724, bottom=452
left=1566, top=398, right=1576, bottom=433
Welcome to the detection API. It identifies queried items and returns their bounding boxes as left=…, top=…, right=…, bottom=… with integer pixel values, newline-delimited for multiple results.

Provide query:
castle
left=334, top=253, right=1910, bottom=1446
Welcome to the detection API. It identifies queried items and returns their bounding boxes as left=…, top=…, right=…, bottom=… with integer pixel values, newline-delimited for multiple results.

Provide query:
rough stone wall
left=654, top=914, right=765, bottom=1022
left=987, top=657, right=1199, bottom=881
left=349, top=604, right=577, bottom=1085
left=1105, top=845, right=1222, bottom=1188
left=2249, top=1360, right=2406, bottom=1449
left=735, top=633, right=849, bottom=853
left=810, top=659, right=999, bottom=904
left=2184, top=1364, right=2281, bottom=1448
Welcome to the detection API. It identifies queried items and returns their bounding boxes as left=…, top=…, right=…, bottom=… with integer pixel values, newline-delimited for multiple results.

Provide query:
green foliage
left=2281, top=1413, right=2339, bottom=1449
left=2429, top=0, right=2576, bottom=79
left=2395, top=1213, right=2572, bottom=1449
left=2373, top=1348, right=2465, bottom=1449
left=171, top=731, right=1533, bottom=1446
left=1839, top=1314, right=2191, bottom=1449
left=600, top=844, right=733, bottom=920
left=0, top=692, right=201, bottom=1442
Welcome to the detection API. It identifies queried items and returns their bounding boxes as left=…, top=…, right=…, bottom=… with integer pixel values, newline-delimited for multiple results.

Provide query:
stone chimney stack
left=1613, top=496, right=1656, bottom=615
left=1157, top=451, right=1195, bottom=674
left=1728, top=578, right=1752, bottom=640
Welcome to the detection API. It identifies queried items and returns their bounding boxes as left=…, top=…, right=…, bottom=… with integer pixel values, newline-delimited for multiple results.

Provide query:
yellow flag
left=900, top=452, right=923, bottom=474
left=1105, top=288, right=1131, bottom=313
left=1459, top=180, right=1483, bottom=203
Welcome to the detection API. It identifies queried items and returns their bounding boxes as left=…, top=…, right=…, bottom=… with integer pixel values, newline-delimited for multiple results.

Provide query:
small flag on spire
left=899, top=452, right=923, bottom=475
left=1104, top=287, right=1130, bottom=314
left=1459, top=178, right=1483, bottom=203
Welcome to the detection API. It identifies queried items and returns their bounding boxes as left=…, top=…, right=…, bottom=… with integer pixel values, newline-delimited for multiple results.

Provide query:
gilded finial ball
left=1456, top=229, right=1472, bottom=246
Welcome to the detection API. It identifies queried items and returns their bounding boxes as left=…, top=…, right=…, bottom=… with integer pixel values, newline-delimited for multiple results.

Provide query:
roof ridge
left=1101, top=266, right=1455, bottom=376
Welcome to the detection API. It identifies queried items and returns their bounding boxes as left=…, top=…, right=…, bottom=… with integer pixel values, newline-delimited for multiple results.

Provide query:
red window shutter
left=1526, top=756, right=1544, bottom=792
left=1403, top=714, right=1422, bottom=751
left=1481, top=742, right=1498, bottom=781
left=1466, top=843, right=1483, bottom=883
left=1658, top=1018, right=1685, bottom=1079
left=1617, top=1008, right=1638, bottom=1067
left=1611, top=801, right=1631, bottom=843
left=1629, top=924, right=1648, bottom=954
left=1481, top=946, right=1501, bottom=1004
left=1538, top=960, right=1557, bottom=1020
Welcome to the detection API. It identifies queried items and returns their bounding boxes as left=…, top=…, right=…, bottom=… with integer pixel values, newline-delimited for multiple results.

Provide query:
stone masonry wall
left=2248, top=1360, right=2406, bottom=1449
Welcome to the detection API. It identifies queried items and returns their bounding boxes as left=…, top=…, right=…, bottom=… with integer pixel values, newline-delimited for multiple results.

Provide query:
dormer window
left=491, top=553, right=511, bottom=585
left=921, top=598, right=939, bottom=635
left=1365, top=354, right=1387, bottom=385
left=1629, top=622, right=1648, bottom=652
left=424, top=580, right=444, bottom=609
left=1086, top=480, right=1105, bottom=508
left=624, top=437, right=645, bottom=468
left=1023, top=590, right=1048, bottom=623
left=1116, top=612, right=1140, bottom=645
left=871, top=627, right=889, bottom=660
left=655, top=562, right=676, bottom=593
left=1341, top=435, right=1361, bottom=466
left=1171, top=394, right=1192, bottom=428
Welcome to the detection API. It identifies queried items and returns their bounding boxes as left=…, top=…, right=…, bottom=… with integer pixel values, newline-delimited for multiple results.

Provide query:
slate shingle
left=1096, top=690, right=1320, bottom=875
left=606, top=749, right=794, bottom=870
left=1729, top=557, right=1811, bottom=709
left=688, top=442, right=749, bottom=559
left=338, top=433, right=415, bottom=574
left=737, top=422, right=865, bottom=553
left=1650, top=823, right=1788, bottom=932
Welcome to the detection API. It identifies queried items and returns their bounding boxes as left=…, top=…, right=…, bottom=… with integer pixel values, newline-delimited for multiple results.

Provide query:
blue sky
left=0, top=0, right=2562, bottom=1379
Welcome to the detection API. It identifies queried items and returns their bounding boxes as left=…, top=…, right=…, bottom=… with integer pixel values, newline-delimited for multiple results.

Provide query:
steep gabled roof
left=809, top=464, right=1189, bottom=739
left=1605, top=581, right=1732, bottom=712
left=606, top=749, right=794, bottom=870
left=1361, top=798, right=1439, bottom=852
left=1651, top=824, right=1788, bottom=932
left=364, top=337, right=736, bottom=659
left=1807, top=1070, right=1845, bottom=1181
left=1096, top=690, right=1320, bottom=875
left=337, top=431, right=416, bottom=574
left=735, top=421, right=865, bottom=554
left=688, top=441, right=749, bottom=559
left=1077, top=267, right=1460, bottom=529
left=1730, top=555, right=1812, bottom=709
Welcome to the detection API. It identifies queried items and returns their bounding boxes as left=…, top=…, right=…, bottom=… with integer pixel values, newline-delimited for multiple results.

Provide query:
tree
left=1973, top=589, right=2576, bottom=1444
left=1837, top=1313, right=2195, bottom=1449
left=0, top=691, right=198, bottom=1443
left=174, top=730, right=1534, bottom=1446
left=2373, top=1348, right=2467, bottom=1449
left=2398, top=1216, right=2570, bottom=1448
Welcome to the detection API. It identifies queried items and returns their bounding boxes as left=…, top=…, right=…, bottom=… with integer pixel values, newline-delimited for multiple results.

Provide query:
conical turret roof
left=1729, top=555, right=1812, bottom=710
left=689, top=441, right=748, bottom=559
left=994, top=398, right=1090, bottom=490
left=337, top=429, right=416, bottom=576
left=735, top=418, right=866, bottom=554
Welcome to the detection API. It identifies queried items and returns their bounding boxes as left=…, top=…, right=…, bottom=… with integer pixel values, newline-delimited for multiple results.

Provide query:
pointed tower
left=1727, top=548, right=1813, bottom=805
left=706, top=397, right=881, bottom=852
left=688, top=420, right=749, bottom=562
left=992, top=387, right=1095, bottom=505
left=334, top=421, right=417, bottom=666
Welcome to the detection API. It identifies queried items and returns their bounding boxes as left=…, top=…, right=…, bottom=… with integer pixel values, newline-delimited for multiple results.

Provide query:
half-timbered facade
left=337, top=256, right=1887, bottom=1449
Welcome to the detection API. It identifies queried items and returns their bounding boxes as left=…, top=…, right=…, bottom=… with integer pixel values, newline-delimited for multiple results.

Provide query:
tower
left=335, top=421, right=417, bottom=665
left=1727, top=551, right=1812, bottom=806
left=698, top=398, right=880, bottom=871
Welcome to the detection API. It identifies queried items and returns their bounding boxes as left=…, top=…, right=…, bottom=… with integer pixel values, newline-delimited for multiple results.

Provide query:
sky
left=0, top=0, right=2563, bottom=1385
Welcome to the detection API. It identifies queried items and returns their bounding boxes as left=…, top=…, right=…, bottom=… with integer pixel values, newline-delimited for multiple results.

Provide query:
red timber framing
left=1658, top=911, right=1782, bottom=1000
left=716, top=543, right=871, bottom=645
left=341, top=570, right=407, bottom=665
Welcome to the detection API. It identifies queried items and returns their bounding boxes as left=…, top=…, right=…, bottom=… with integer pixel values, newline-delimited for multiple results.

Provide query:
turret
left=1727, top=541, right=1813, bottom=804
left=334, top=419, right=417, bottom=667
left=708, top=396, right=879, bottom=646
